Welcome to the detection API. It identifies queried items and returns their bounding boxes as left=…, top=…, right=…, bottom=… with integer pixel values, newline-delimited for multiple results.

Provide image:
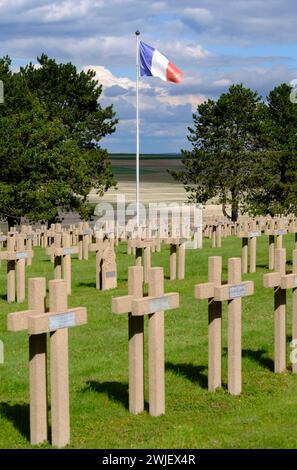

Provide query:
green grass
left=1, top=235, right=297, bottom=448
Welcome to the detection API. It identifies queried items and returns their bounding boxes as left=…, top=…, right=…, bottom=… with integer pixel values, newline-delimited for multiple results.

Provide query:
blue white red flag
left=139, top=41, right=183, bottom=84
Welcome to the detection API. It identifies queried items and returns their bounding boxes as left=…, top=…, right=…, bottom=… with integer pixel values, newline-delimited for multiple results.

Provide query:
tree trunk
left=7, top=216, right=16, bottom=230
left=231, top=201, right=238, bottom=222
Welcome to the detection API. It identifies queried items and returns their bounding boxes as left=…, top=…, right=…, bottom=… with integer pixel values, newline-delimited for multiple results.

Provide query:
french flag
left=140, top=41, right=183, bottom=84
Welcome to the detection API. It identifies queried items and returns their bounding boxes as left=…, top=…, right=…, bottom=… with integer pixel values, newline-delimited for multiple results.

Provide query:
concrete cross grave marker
left=195, top=256, right=222, bottom=391
left=164, top=237, right=190, bottom=281
left=46, top=233, right=78, bottom=294
left=211, top=223, right=222, bottom=248
left=288, top=219, right=297, bottom=250
left=89, top=238, right=116, bottom=290
left=195, top=257, right=254, bottom=395
left=112, top=266, right=179, bottom=416
left=0, top=235, right=33, bottom=302
left=263, top=248, right=297, bottom=373
left=238, top=222, right=262, bottom=273
left=75, top=222, right=92, bottom=260
left=101, top=245, right=117, bottom=290
left=7, top=278, right=87, bottom=447
left=265, top=221, right=287, bottom=270
left=129, top=239, right=153, bottom=284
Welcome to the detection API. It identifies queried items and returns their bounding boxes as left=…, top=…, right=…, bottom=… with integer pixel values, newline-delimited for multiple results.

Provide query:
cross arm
left=280, top=274, right=297, bottom=290
left=194, top=282, right=215, bottom=300
left=54, top=247, right=79, bottom=256
left=7, top=310, right=34, bottom=332
left=112, top=295, right=133, bottom=314
left=89, top=242, right=104, bottom=252
left=238, top=230, right=261, bottom=238
left=129, top=240, right=153, bottom=249
left=263, top=272, right=281, bottom=288
left=28, top=307, right=87, bottom=334
left=1, top=250, right=33, bottom=260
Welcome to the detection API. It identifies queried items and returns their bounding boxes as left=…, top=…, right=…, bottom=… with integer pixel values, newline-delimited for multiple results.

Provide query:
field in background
left=89, top=154, right=226, bottom=216
left=109, top=153, right=183, bottom=183
left=1, top=235, right=297, bottom=448
left=88, top=153, right=188, bottom=206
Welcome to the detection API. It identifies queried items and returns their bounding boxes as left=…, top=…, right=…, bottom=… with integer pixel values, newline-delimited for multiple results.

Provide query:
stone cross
left=238, top=222, right=262, bottom=273
left=164, top=237, right=189, bottom=280
left=7, top=278, right=87, bottom=447
left=265, top=222, right=287, bottom=270
left=211, top=223, right=222, bottom=248
left=101, top=245, right=117, bottom=290
left=75, top=222, right=92, bottom=260
left=195, top=257, right=253, bottom=395
left=112, top=266, right=179, bottom=416
left=288, top=219, right=297, bottom=250
left=89, top=238, right=116, bottom=290
left=0, top=234, right=33, bottom=302
left=263, top=248, right=296, bottom=373
left=47, top=232, right=78, bottom=294
left=195, top=256, right=222, bottom=391
left=129, top=239, right=153, bottom=284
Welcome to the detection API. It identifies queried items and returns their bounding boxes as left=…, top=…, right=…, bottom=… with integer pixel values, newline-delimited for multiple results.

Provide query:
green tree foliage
left=0, top=55, right=118, bottom=226
left=171, top=84, right=268, bottom=221
left=249, top=83, right=297, bottom=215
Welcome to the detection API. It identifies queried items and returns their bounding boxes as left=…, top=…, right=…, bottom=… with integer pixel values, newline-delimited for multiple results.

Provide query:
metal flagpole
left=135, top=30, right=140, bottom=227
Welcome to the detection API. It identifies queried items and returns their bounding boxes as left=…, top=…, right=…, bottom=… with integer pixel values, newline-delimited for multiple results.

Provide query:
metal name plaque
left=26, top=235, right=34, bottom=240
left=276, top=229, right=286, bottom=235
left=49, top=312, right=76, bottom=331
left=106, top=271, right=116, bottom=278
left=0, top=236, right=6, bottom=242
left=149, top=296, right=170, bottom=313
left=83, top=229, right=92, bottom=235
left=16, top=252, right=28, bottom=259
left=63, top=248, right=73, bottom=255
left=229, top=284, right=247, bottom=299
left=249, top=231, right=260, bottom=237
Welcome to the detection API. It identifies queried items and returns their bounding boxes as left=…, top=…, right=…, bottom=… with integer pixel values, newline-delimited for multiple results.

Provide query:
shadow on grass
left=242, top=349, right=274, bottom=371
left=84, top=381, right=138, bottom=410
left=0, top=294, right=7, bottom=301
left=77, top=281, right=96, bottom=288
left=165, top=362, right=208, bottom=389
left=0, top=402, right=30, bottom=440
left=255, top=264, right=269, bottom=269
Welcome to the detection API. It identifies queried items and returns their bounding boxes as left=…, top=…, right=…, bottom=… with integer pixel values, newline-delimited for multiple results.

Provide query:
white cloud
left=158, top=92, right=206, bottom=111
left=84, top=65, right=134, bottom=90
left=213, top=79, right=232, bottom=87
left=183, top=7, right=213, bottom=24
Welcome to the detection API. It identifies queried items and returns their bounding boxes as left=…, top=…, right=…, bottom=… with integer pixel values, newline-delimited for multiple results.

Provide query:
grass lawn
left=1, top=234, right=297, bottom=449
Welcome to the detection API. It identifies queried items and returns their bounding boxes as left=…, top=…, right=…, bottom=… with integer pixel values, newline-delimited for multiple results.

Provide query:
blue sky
left=1, top=0, right=297, bottom=153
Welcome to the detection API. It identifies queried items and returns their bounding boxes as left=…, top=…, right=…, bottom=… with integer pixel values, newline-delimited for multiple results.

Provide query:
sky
left=1, top=0, right=297, bottom=153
